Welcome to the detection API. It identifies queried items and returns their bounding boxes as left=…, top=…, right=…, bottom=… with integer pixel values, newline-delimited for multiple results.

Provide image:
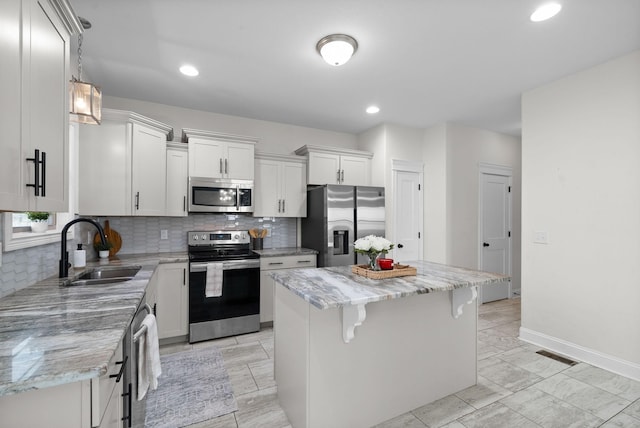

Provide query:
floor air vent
left=536, top=350, right=578, bottom=366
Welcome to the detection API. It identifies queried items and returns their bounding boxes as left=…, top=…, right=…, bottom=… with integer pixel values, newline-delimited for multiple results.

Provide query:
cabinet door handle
left=135, top=191, right=140, bottom=210
left=110, top=355, right=128, bottom=383
left=40, top=151, right=46, bottom=197
left=225, top=158, right=228, bottom=174
left=282, top=199, right=285, bottom=212
left=122, top=383, right=132, bottom=426
left=183, top=195, right=186, bottom=212
left=341, top=169, right=344, bottom=183
left=183, top=268, right=186, bottom=285
left=278, top=199, right=282, bottom=213
left=220, top=158, right=223, bottom=174
left=26, top=149, right=41, bottom=196
left=337, top=170, right=341, bottom=183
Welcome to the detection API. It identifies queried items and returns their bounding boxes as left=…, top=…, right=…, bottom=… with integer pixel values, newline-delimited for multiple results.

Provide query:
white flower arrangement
left=354, top=235, right=394, bottom=256
left=354, top=235, right=394, bottom=270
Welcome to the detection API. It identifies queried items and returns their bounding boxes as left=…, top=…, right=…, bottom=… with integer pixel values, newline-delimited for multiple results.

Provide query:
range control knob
left=193, top=235, right=198, bottom=240
left=234, top=234, right=240, bottom=240
left=201, top=234, right=207, bottom=241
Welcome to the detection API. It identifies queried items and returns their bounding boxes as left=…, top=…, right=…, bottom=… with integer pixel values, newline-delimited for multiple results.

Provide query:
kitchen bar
left=270, top=260, right=509, bottom=428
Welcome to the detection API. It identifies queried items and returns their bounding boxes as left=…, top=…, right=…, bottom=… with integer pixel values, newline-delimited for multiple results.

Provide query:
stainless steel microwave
left=188, top=177, right=254, bottom=213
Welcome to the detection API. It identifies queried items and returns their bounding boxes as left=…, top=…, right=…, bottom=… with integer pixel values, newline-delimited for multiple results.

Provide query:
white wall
left=420, top=123, right=521, bottom=275
left=521, top=50, right=640, bottom=376
left=422, top=124, right=449, bottom=263
left=358, top=123, right=424, bottom=247
left=447, top=124, right=521, bottom=291
left=357, top=124, right=386, bottom=187
left=104, top=96, right=358, bottom=154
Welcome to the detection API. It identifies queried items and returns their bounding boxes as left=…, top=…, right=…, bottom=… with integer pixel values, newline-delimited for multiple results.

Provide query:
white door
left=392, top=161, right=423, bottom=263
left=480, top=172, right=511, bottom=303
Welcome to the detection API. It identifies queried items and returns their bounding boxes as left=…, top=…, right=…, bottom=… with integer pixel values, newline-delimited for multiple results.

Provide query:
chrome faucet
left=59, top=218, right=107, bottom=278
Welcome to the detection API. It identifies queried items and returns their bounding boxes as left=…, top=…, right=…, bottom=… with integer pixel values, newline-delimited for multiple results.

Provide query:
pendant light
left=70, top=17, right=102, bottom=125
left=316, top=34, right=358, bottom=66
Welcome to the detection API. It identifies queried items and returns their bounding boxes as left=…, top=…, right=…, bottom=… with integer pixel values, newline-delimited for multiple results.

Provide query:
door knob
left=483, top=242, right=490, bottom=247
left=397, top=244, right=404, bottom=248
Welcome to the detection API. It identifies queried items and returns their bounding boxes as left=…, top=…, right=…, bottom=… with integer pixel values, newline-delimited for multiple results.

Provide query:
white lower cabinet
left=155, top=262, right=189, bottom=340
left=0, top=340, right=124, bottom=428
left=260, top=254, right=316, bottom=323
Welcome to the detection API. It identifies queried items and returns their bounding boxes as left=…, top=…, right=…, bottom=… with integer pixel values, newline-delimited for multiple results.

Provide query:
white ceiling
left=70, top=0, right=640, bottom=136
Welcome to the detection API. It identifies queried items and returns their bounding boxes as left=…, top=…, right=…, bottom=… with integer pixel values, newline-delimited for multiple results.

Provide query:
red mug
left=378, top=258, right=394, bottom=270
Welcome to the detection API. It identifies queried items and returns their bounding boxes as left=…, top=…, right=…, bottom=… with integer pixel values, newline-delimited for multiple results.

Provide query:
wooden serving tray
left=351, top=264, right=417, bottom=279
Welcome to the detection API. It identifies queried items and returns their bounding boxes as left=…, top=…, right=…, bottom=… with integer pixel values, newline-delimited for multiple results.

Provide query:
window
left=12, top=213, right=56, bottom=233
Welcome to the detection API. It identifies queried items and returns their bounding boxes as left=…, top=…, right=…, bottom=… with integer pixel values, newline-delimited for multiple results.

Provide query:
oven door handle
left=190, top=260, right=260, bottom=272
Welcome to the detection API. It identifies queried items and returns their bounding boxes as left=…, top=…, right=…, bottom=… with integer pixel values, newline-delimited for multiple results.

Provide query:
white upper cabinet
left=166, top=143, right=188, bottom=217
left=78, top=109, right=173, bottom=216
left=0, top=0, right=80, bottom=212
left=131, top=123, right=167, bottom=216
left=183, top=129, right=256, bottom=180
left=295, top=145, right=373, bottom=186
left=254, top=152, right=307, bottom=218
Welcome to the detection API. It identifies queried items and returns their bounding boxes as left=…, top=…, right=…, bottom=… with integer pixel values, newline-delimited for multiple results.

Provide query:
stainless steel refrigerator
left=301, top=185, right=385, bottom=267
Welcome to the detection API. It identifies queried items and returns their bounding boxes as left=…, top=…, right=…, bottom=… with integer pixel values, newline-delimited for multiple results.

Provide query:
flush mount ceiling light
left=366, top=105, right=380, bottom=114
left=530, top=2, right=562, bottom=22
left=316, top=34, right=358, bottom=66
left=179, top=64, right=199, bottom=77
left=69, top=17, right=102, bottom=125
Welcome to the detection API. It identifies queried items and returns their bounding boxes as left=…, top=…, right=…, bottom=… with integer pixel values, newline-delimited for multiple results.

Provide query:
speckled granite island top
left=270, top=260, right=510, bottom=310
left=0, top=252, right=187, bottom=396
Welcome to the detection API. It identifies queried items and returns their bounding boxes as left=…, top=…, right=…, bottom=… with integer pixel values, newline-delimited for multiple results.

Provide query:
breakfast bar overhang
left=270, top=260, right=509, bottom=428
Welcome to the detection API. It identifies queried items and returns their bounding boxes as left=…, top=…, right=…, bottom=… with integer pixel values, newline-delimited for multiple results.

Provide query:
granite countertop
left=270, top=260, right=510, bottom=310
left=0, top=252, right=187, bottom=397
left=253, top=247, right=318, bottom=257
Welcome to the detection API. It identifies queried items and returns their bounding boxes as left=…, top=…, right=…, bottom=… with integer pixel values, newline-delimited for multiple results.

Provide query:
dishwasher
left=122, top=295, right=152, bottom=428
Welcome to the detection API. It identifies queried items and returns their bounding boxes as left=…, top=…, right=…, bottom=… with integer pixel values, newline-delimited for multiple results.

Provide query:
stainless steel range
left=188, top=230, right=260, bottom=343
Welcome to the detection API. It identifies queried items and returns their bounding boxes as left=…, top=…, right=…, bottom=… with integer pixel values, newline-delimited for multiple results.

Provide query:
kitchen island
left=270, top=260, right=509, bottom=428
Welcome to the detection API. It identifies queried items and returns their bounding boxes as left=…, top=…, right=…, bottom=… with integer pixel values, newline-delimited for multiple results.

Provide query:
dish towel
left=205, top=262, right=224, bottom=297
left=137, top=313, right=161, bottom=401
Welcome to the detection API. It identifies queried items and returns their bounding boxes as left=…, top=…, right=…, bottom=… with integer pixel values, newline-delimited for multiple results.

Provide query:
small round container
left=378, top=258, right=394, bottom=270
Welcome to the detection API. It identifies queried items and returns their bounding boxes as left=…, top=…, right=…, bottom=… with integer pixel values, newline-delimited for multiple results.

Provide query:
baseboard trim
left=519, top=327, right=640, bottom=381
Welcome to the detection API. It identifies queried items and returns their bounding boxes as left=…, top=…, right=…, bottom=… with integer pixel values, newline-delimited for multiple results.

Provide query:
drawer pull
left=297, top=260, right=311, bottom=263
left=269, top=262, right=284, bottom=265
left=110, top=355, right=128, bottom=383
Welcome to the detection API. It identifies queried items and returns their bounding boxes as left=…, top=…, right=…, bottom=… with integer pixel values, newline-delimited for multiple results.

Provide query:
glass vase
left=368, top=253, right=380, bottom=271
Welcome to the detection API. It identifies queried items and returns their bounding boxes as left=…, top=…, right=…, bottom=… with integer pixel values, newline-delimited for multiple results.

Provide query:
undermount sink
left=63, top=266, right=142, bottom=287
left=77, top=266, right=142, bottom=280
left=67, top=277, right=135, bottom=286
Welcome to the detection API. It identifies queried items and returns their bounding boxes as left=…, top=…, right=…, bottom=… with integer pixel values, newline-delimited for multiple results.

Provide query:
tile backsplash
left=0, top=214, right=297, bottom=297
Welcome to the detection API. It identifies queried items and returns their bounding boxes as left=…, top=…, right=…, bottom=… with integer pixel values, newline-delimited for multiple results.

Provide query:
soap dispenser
left=73, top=243, right=86, bottom=268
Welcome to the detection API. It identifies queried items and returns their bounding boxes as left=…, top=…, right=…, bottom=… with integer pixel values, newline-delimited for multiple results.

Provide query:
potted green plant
left=94, top=241, right=113, bottom=259
left=26, top=211, right=50, bottom=233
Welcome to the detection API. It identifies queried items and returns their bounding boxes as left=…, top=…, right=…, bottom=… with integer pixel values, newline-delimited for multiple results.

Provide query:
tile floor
left=159, top=298, right=640, bottom=427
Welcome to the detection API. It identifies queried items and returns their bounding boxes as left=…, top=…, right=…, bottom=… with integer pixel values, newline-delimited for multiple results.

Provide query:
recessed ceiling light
left=179, top=65, right=199, bottom=77
left=530, top=3, right=562, bottom=22
left=366, top=105, right=380, bottom=114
